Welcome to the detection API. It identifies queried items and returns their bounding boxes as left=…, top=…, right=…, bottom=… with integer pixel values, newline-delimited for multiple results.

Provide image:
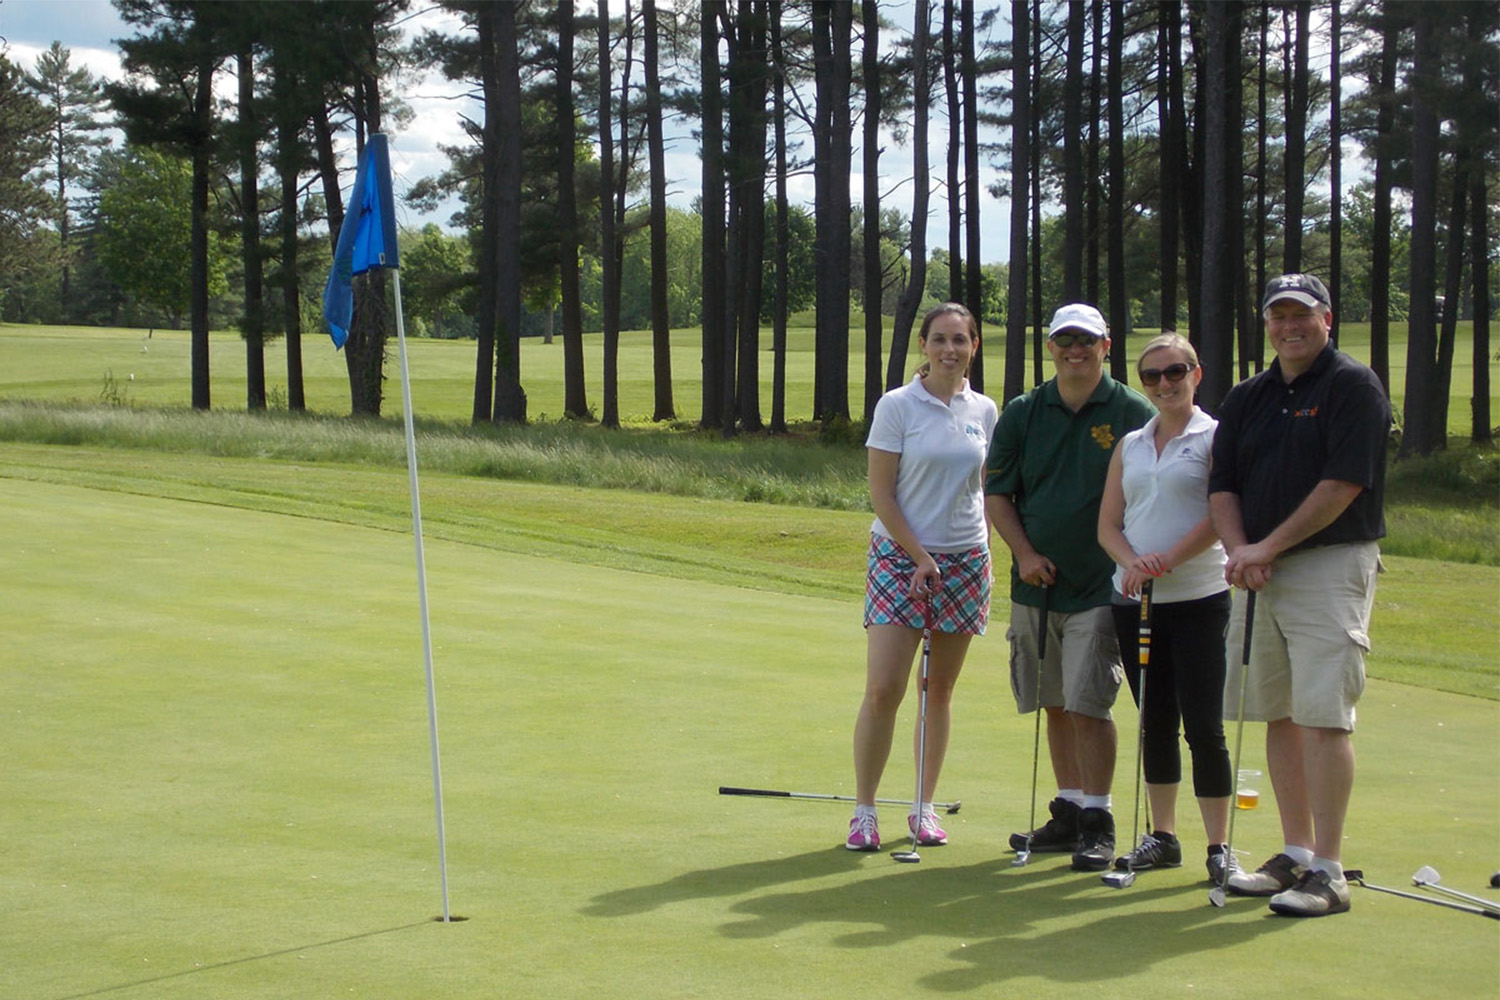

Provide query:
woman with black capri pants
left=1097, top=333, right=1237, bottom=885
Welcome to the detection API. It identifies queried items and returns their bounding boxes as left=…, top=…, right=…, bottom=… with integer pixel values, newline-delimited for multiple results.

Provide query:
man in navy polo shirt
left=1209, top=273, right=1390, bottom=917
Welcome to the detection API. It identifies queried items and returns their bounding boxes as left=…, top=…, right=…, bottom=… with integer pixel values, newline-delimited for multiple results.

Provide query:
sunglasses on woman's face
left=1139, top=363, right=1197, bottom=387
left=1050, top=332, right=1103, bottom=349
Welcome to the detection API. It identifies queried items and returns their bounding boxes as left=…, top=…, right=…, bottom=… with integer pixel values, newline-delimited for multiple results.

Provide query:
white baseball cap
left=1047, top=303, right=1108, bottom=340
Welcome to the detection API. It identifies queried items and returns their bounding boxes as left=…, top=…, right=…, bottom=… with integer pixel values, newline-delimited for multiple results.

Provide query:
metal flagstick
left=391, top=267, right=452, bottom=923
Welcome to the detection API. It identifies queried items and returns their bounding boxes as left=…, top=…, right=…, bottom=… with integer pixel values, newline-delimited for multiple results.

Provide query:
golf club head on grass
left=1208, top=883, right=1228, bottom=907
left=1412, top=865, right=1500, bottom=912
left=944, top=800, right=962, bottom=815
left=1011, top=836, right=1033, bottom=867
left=1101, top=869, right=1136, bottom=889
left=891, top=849, right=921, bottom=864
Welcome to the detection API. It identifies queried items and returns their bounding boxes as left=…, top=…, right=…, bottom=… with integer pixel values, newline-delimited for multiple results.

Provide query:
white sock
left=1059, top=788, right=1085, bottom=807
left=1312, top=856, right=1344, bottom=880
left=1083, top=794, right=1112, bottom=811
left=854, top=804, right=877, bottom=819
left=1285, top=844, right=1315, bottom=868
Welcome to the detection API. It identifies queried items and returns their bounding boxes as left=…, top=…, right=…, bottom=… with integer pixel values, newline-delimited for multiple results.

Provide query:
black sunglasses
left=1050, top=331, right=1103, bottom=348
left=1139, top=363, right=1197, bottom=387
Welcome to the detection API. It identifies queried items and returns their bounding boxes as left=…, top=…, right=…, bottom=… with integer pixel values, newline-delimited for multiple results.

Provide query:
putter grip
left=1241, top=590, right=1256, bottom=662
left=718, top=786, right=789, bottom=797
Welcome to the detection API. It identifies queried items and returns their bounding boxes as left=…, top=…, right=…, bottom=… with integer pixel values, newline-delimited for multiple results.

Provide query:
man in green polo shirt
left=986, top=302, right=1154, bottom=871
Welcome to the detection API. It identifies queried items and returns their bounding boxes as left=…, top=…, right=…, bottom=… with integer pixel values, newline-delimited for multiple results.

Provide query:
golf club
left=1345, top=869, right=1500, bottom=920
left=1104, top=580, right=1152, bottom=889
left=1013, top=583, right=1050, bottom=867
left=1412, top=866, right=1500, bottom=914
left=1209, top=588, right=1256, bottom=908
left=716, top=787, right=961, bottom=815
left=893, top=595, right=934, bottom=864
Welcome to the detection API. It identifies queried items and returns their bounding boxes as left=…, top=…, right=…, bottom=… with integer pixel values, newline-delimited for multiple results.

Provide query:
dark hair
left=914, top=302, right=979, bottom=376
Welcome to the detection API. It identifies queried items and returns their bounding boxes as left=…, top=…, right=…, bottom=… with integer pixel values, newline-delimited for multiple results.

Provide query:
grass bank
left=1, top=400, right=1494, bottom=566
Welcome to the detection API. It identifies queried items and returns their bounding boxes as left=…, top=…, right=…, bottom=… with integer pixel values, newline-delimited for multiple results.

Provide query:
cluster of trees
left=0, top=1, right=1494, bottom=455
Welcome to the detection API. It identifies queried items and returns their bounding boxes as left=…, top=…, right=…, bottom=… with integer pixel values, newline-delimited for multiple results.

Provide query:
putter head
left=1207, top=884, right=1227, bottom=907
left=1101, top=869, right=1136, bottom=889
left=1412, top=865, right=1441, bottom=886
left=1012, top=836, right=1033, bottom=867
left=891, top=850, right=921, bottom=864
left=945, top=800, right=962, bottom=815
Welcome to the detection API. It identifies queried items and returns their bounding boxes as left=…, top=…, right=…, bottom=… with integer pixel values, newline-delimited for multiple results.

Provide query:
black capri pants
left=1111, top=590, right=1233, bottom=798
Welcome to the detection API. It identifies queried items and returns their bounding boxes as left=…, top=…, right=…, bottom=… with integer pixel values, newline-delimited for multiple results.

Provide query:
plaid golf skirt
left=864, top=533, right=991, bottom=635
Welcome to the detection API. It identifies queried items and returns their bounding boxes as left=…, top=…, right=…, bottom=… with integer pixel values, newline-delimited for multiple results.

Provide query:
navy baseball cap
left=1262, top=273, right=1331, bottom=311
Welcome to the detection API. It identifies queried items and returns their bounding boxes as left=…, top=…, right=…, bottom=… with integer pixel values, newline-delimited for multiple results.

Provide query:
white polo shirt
left=1113, top=407, right=1227, bottom=602
left=867, top=375, right=998, bottom=553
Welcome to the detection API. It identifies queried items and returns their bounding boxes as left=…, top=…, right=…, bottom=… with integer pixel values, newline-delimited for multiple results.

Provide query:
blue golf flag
left=323, top=133, right=401, bottom=348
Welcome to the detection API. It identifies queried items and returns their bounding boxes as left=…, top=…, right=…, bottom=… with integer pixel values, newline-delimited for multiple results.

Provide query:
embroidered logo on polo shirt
left=1293, top=406, right=1319, bottom=418
left=1090, top=425, right=1115, bottom=449
left=965, top=424, right=985, bottom=439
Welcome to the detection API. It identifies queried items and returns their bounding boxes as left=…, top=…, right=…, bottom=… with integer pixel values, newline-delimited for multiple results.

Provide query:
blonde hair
left=1137, top=332, right=1198, bottom=372
left=913, top=302, right=979, bottom=377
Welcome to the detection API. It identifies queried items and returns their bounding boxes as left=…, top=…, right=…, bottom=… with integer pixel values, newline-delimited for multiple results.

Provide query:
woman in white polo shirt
left=1097, top=333, right=1235, bottom=884
left=847, top=303, right=998, bottom=852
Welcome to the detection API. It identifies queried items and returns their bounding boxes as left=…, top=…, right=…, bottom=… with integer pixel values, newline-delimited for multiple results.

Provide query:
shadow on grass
left=49, top=921, right=437, bottom=1000
left=584, top=849, right=1294, bottom=990
left=581, top=845, right=868, bottom=917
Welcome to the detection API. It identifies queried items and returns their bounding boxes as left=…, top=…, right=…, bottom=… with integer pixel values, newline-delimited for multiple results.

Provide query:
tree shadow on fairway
left=581, top=846, right=867, bottom=918
left=47, top=921, right=435, bottom=1000
left=718, top=856, right=1295, bottom=988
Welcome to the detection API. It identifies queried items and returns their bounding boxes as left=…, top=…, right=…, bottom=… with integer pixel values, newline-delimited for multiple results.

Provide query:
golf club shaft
left=1023, top=584, right=1050, bottom=851
left=894, top=594, right=935, bottom=863
left=1414, top=878, right=1500, bottom=913
left=1347, top=871, right=1500, bottom=919
left=911, top=601, right=932, bottom=851
left=1218, top=589, right=1256, bottom=897
left=716, top=787, right=960, bottom=814
left=1129, top=581, right=1152, bottom=865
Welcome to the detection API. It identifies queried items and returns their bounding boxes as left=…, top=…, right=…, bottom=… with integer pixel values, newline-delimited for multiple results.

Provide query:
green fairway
left=3, top=466, right=1497, bottom=999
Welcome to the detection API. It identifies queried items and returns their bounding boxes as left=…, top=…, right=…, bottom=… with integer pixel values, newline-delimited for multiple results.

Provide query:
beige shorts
left=1008, top=603, right=1122, bottom=720
left=1223, top=542, right=1380, bottom=731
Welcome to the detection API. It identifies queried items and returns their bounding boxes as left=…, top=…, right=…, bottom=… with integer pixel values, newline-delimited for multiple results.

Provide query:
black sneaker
left=1113, top=832, right=1181, bottom=871
left=1205, top=847, right=1241, bottom=885
left=1009, top=797, right=1081, bottom=853
left=1071, top=807, right=1115, bottom=871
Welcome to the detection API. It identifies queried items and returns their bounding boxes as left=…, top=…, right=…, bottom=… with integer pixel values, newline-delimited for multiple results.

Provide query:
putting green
left=2, top=477, right=1496, bottom=999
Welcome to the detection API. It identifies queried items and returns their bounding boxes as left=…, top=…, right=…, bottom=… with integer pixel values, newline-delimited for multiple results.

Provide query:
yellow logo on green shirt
left=1090, top=425, right=1116, bottom=450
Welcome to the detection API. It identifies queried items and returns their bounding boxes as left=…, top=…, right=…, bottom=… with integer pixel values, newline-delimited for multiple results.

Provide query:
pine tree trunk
left=861, top=0, right=883, bottom=423
left=889, top=0, right=930, bottom=394
left=644, top=0, right=674, bottom=422
left=557, top=2, right=588, bottom=419
left=1005, top=0, right=1029, bottom=402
